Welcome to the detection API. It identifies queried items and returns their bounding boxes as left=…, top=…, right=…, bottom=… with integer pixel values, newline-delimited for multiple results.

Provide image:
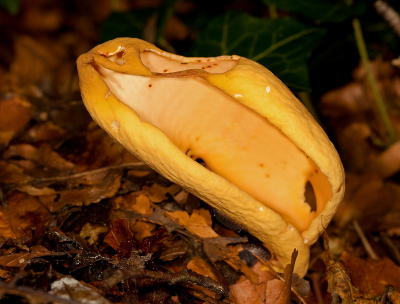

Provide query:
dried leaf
left=0, top=245, right=51, bottom=279
left=341, top=251, right=400, bottom=296
left=166, top=208, right=219, bottom=238
left=187, top=256, right=219, bottom=281
left=324, top=233, right=378, bottom=304
left=4, top=191, right=52, bottom=238
left=230, top=277, right=265, bottom=304
left=142, top=183, right=181, bottom=203
left=50, top=276, right=111, bottom=304
left=0, top=95, right=32, bottom=148
left=104, top=218, right=134, bottom=259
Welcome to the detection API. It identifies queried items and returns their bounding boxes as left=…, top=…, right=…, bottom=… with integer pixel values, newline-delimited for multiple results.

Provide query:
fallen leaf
left=130, top=220, right=157, bottom=241
left=341, top=251, right=400, bottom=296
left=142, top=183, right=181, bottom=203
left=104, top=218, right=134, bottom=259
left=187, top=256, right=219, bottom=281
left=79, top=223, right=109, bottom=246
left=0, top=245, right=51, bottom=279
left=111, top=191, right=154, bottom=215
left=4, top=191, right=52, bottom=238
left=230, top=276, right=265, bottom=304
left=50, top=276, right=111, bottom=304
left=166, top=208, right=219, bottom=238
left=324, top=233, right=378, bottom=304
left=0, top=95, right=32, bottom=149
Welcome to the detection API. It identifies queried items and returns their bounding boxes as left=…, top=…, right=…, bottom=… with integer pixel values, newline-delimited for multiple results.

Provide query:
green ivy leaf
left=188, top=10, right=326, bottom=91
left=264, top=0, right=366, bottom=23
left=0, top=0, right=20, bottom=15
left=101, top=9, right=154, bottom=43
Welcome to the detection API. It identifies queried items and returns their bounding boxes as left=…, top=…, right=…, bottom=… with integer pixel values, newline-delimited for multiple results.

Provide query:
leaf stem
left=352, top=17, right=397, bottom=144
left=268, top=3, right=278, bottom=19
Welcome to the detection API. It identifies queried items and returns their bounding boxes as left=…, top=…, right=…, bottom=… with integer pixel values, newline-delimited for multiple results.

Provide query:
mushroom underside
left=94, top=50, right=332, bottom=233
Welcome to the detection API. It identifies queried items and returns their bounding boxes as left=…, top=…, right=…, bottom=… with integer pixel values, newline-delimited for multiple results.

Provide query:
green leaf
left=101, top=9, right=154, bottom=43
left=263, top=0, right=366, bottom=23
left=188, top=10, right=326, bottom=91
left=0, top=0, right=20, bottom=15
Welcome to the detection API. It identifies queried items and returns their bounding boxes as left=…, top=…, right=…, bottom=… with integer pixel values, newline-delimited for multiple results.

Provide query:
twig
left=22, top=162, right=150, bottom=185
left=0, top=280, right=84, bottom=304
left=310, top=273, right=325, bottom=304
left=352, top=219, right=379, bottom=260
left=352, top=17, right=398, bottom=145
left=184, top=288, right=232, bottom=304
left=101, top=268, right=229, bottom=297
left=268, top=3, right=278, bottom=19
left=374, top=0, right=400, bottom=38
left=379, top=231, right=400, bottom=265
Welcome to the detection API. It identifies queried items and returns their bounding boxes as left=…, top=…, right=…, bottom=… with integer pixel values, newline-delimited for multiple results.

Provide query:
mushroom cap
left=77, top=38, right=345, bottom=277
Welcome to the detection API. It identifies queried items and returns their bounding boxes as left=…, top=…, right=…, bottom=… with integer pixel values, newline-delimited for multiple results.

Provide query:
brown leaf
left=166, top=208, right=219, bottom=238
left=111, top=191, right=154, bottom=215
left=37, top=167, right=123, bottom=212
left=25, top=121, right=67, bottom=142
left=104, top=218, right=134, bottom=259
left=130, top=220, right=157, bottom=241
left=269, top=249, right=298, bottom=304
left=3, top=191, right=52, bottom=238
left=4, top=143, right=75, bottom=173
left=0, top=95, right=32, bottom=149
left=142, top=183, right=181, bottom=203
left=0, top=245, right=51, bottom=279
left=230, top=277, right=265, bottom=304
left=341, top=251, right=400, bottom=296
left=187, top=256, right=219, bottom=281
left=324, top=233, right=378, bottom=304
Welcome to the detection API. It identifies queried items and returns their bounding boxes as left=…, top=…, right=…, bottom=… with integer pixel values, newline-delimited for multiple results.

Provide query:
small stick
left=101, top=268, right=230, bottom=297
left=352, top=219, right=379, bottom=260
left=23, top=162, right=150, bottom=185
left=379, top=231, right=400, bottom=265
left=310, top=273, right=325, bottom=304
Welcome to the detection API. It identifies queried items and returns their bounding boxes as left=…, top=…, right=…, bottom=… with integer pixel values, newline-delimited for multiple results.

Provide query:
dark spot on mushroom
left=196, top=137, right=200, bottom=141
left=304, top=181, right=317, bottom=212
left=315, top=170, right=318, bottom=173
left=207, top=66, right=212, bottom=68
left=181, top=62, right=188, bottom=64
left=185, top=149, right=190, bottom=155
left=197, top=60, right=201, bottom=62
left=214, top=64, right=218, bottom=66
left=195, top=158, right=206, bottom=167
left=265, top=174, right=270, bottom=178
left=207, top=59, right=210, bottom=61
left=148, top=84, right=152, bottom=87
left=201, top=67, right=205, bottom=69
left=164, top=69, right=168, bottom=72
left=259, top=163, right=264, bottom=167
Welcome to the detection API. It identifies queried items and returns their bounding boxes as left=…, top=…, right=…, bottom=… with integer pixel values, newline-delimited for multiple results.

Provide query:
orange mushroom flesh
left=93, top=49, right=332, bottom=233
